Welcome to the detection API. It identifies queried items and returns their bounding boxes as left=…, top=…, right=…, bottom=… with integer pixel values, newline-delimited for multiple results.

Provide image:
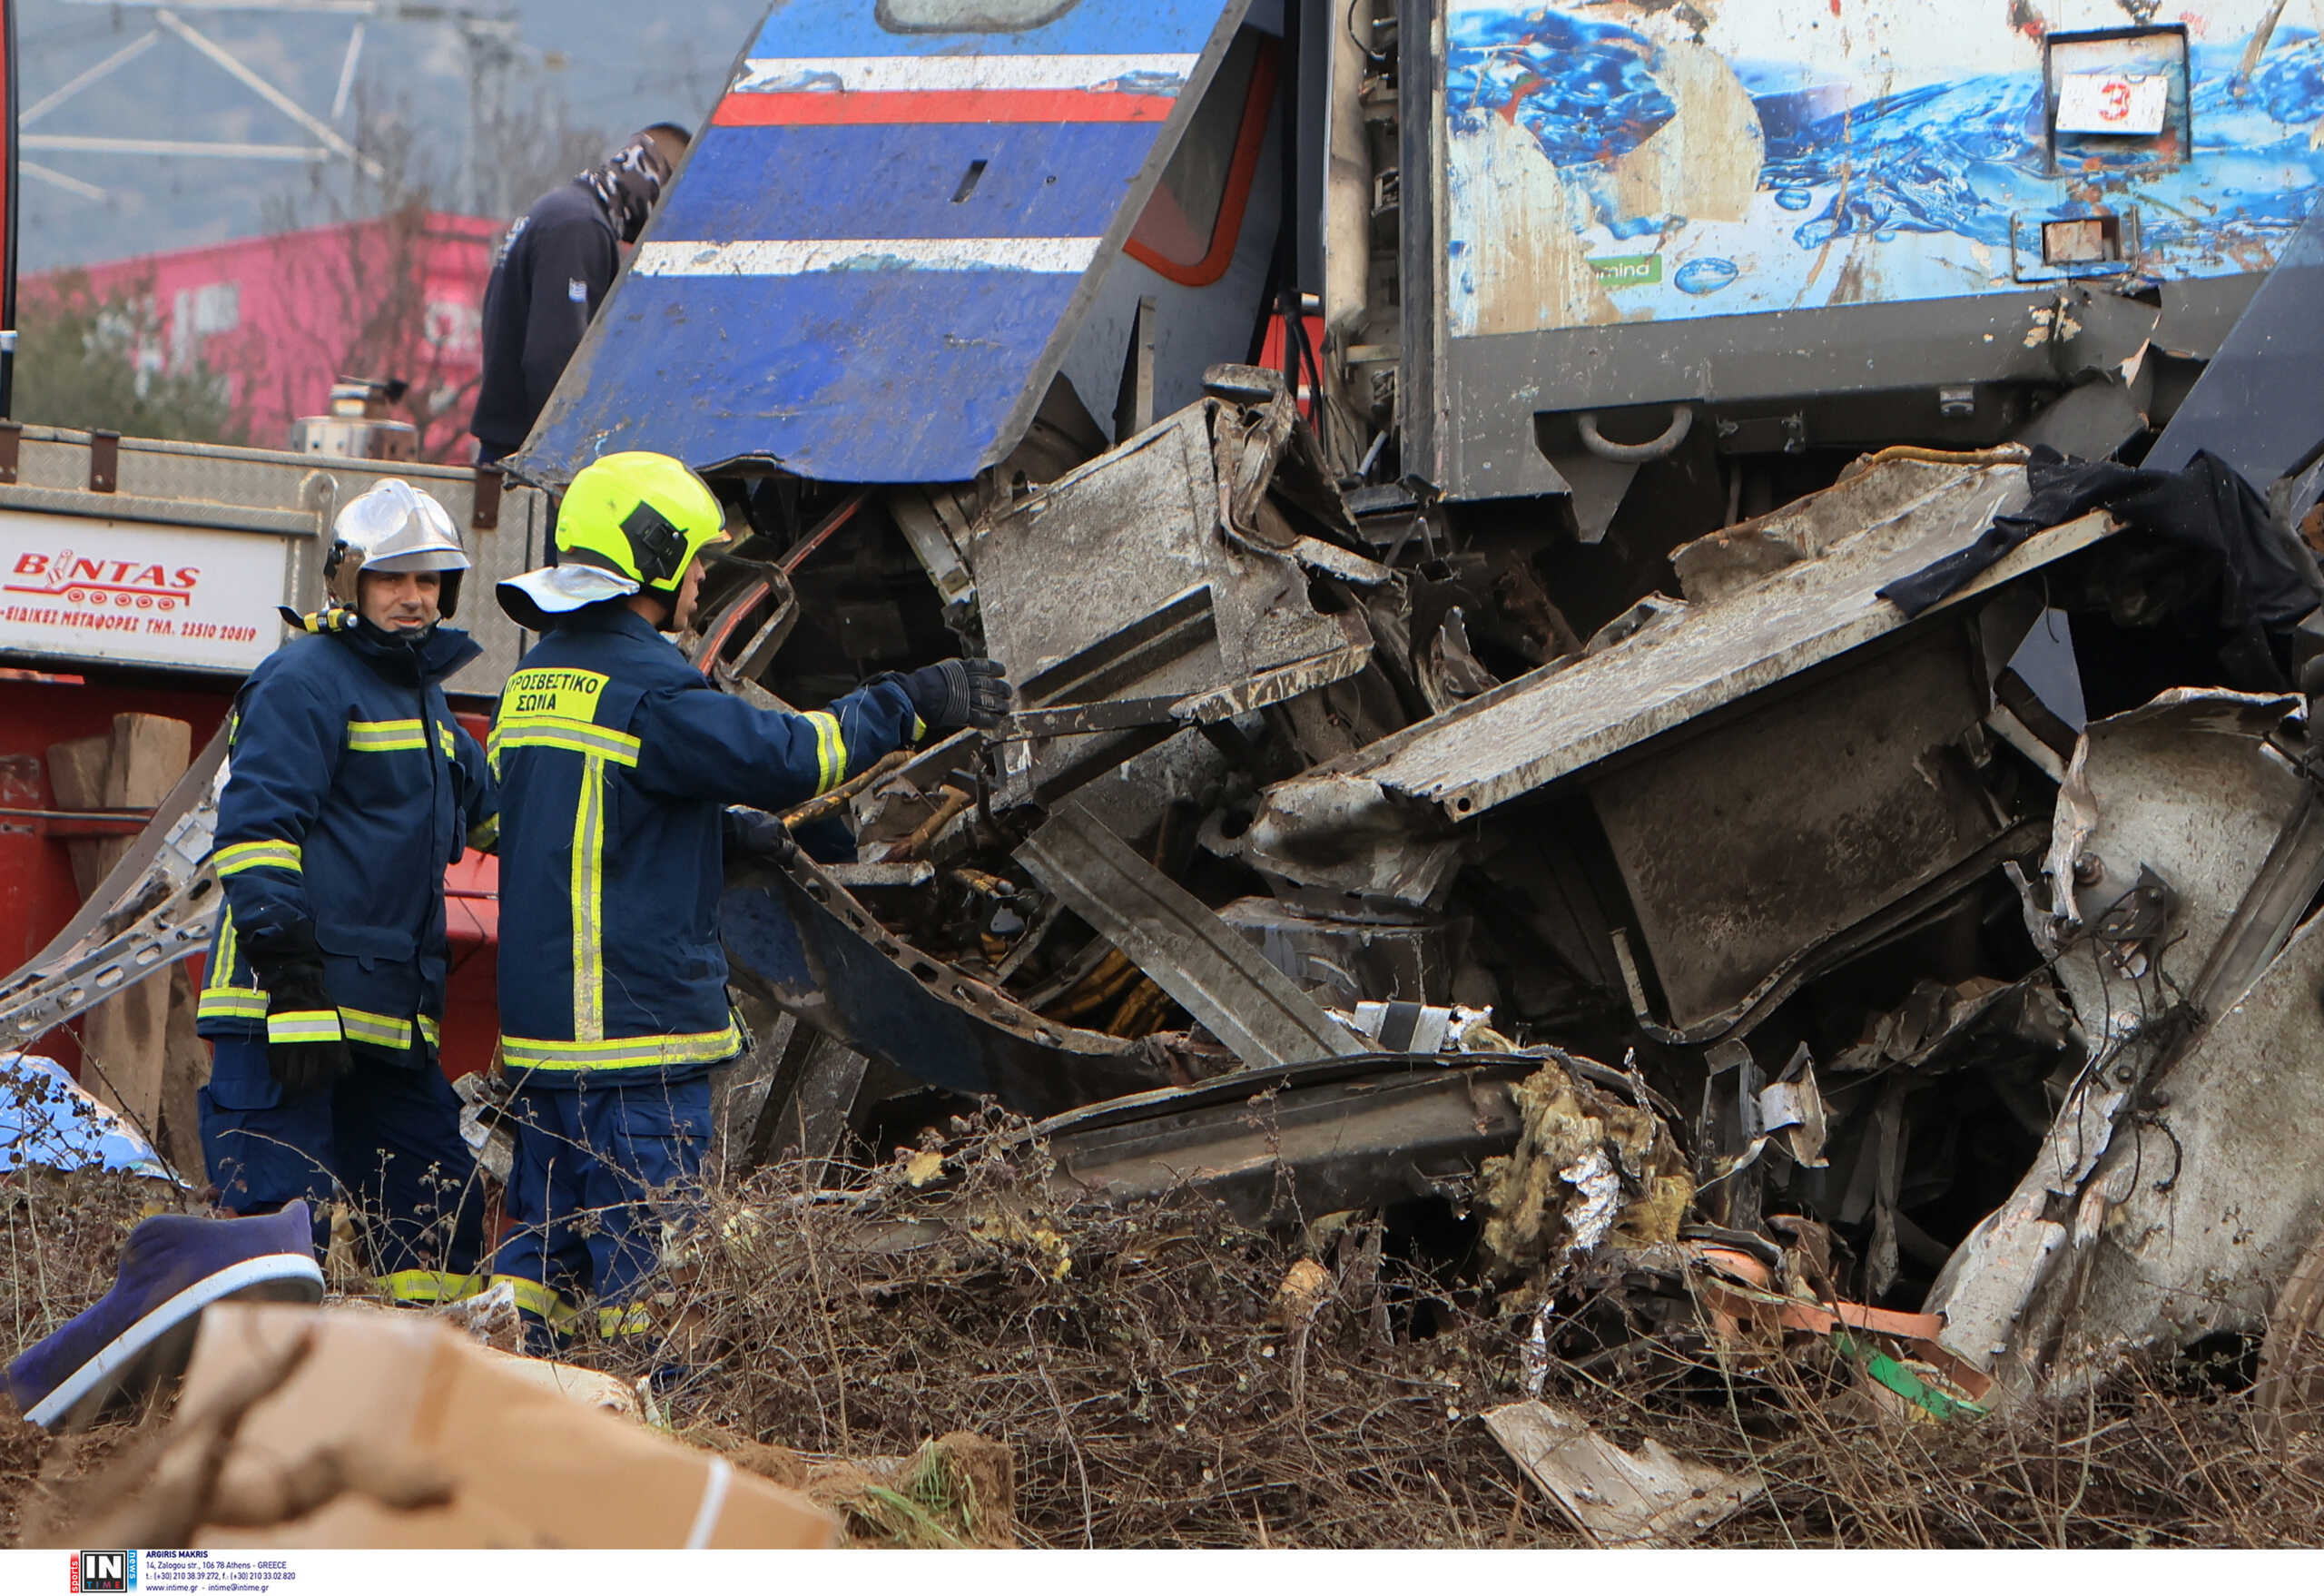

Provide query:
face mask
left=585, top=140, right=673, bottom=243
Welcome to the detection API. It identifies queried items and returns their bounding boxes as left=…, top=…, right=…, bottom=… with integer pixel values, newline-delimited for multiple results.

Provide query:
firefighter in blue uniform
left=484, top=452, right=1009, bottom=1341
left=197, top=478, right=497, bottom=1303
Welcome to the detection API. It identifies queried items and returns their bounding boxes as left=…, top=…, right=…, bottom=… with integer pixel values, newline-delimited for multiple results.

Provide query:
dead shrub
left=5, top=1110, right=2323, bottom=1547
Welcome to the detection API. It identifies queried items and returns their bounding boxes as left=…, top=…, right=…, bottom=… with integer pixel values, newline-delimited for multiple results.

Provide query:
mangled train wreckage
left=697, top=385, right=2324, bottom=1401
left=15, top=0, right=2324, bottom=1415
left=655, top=0, right=2324, bottom=1401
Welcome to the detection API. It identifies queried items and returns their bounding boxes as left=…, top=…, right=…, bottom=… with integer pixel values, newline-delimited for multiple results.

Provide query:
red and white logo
left=7, top=550, right=201, bottom=612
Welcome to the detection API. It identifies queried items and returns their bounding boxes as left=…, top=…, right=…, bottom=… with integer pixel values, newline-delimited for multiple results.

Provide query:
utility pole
left=456, top=12, right=522, bottom=216
left=1, top=0, right=18, bottom=419
left=27, top=1, right=521, bottom=202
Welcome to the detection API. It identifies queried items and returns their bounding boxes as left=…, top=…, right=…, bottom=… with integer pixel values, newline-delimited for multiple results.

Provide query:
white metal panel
left=0, top=508, right=292, bottom=674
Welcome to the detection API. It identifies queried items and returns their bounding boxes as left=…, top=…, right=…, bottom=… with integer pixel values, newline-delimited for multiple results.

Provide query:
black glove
left=723, top=804, right=799, bottom=867
left=901, top=657, right=1012, bottom=732
left=255, top=961, right=352, bottom=1095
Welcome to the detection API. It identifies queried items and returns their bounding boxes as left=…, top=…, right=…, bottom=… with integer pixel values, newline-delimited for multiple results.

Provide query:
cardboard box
left=172, top=1304, right=835, bottom=1549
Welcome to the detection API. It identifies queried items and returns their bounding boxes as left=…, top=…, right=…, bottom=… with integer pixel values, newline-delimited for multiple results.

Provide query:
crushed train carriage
left=19, top=0, right=2324, bottom=1410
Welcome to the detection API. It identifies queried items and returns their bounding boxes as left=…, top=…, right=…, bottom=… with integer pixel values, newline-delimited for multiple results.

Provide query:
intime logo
left=69, top=1550, right=136, bottom=1592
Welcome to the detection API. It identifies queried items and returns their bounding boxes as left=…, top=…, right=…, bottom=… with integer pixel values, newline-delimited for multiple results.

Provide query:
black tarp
left=1879, top=449, right=2323, bottom=685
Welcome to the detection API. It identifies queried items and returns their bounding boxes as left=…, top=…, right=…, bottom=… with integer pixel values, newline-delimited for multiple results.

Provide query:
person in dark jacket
left=483, top=452, right=1009, bottom=1343
left=468, top=124, right=690, bottom=465
left=197, top=479, right=498, bottom=1304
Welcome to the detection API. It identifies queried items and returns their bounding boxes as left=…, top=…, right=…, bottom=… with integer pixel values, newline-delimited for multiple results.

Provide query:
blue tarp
left=0, top=1052, right=174, bottom=1181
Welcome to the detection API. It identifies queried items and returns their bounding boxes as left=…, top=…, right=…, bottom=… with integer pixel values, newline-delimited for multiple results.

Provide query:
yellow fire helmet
left=497, top=451, right=731, bottom=632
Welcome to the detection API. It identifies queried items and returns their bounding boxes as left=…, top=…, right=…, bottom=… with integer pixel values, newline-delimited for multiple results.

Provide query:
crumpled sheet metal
left=1026, top=1055, right=1537, bottom=1227
left=1709, top=1049, right=1829, bottom=1180
left=1482, top=1398, right=1762, bottom=1548
left=2039, top=908, right=2324, bottom=1372
left=972, top=395, right=1379, bottom=800
left=1227, top=772, right=1465, bottom=911
left=1219, top=899, right=1462, bottom=1009
left=1334, top=1000, right=1505, bottom=1055
left=1588, top=611, right=2005, bottom=1038
left=1256, top=459, right=2079, bottom=825
left=2039, top=689, right=2300, bottom=944
left=1929, top=690, right=2317, bottom=1382
left=1669, top=448, right=2031, bottom=606
left=2036, top=692, right=2302, bottom=1199
left=838, top=1057, right=1546, bottom=1240
left=0, top=1050, right=174, bottom=1181
left=1826, top=974, right=2070, bottom=1077
left=2064, top=690, right=2297, bottom=1027
left=0, top=724, right=228, bottom=1049
left=719, top=855, right=1167, bottom=1118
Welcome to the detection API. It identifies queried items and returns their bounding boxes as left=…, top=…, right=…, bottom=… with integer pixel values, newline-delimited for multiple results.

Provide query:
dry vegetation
left=0, top=1168, right=189, bottom=1544
left=4, top=1118, right=2321, bottom=1549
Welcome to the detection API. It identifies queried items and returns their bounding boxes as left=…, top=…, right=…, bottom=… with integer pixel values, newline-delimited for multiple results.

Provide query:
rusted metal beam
left=1014, top=804, right=1362, bottom=1069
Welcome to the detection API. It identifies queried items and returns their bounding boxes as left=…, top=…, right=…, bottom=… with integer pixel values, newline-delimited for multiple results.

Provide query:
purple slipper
left=6, top=1201, right=324, bottom=1429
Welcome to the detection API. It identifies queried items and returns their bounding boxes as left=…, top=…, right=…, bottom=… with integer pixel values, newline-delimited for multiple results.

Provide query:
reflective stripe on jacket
left=198, top=615, right=497, bottom=1060
left=490, top=605, right=921, bottom=1080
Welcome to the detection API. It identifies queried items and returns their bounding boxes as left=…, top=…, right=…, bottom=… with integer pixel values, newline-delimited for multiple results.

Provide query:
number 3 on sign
left=2056, top=71, right=2169, bottom=136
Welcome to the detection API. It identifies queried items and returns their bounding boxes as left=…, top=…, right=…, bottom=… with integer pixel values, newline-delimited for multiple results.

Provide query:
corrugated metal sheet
left=518, top=1, right=1253, bottom=487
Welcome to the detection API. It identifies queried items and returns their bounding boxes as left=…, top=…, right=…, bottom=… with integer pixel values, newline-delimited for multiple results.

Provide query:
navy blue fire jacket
left=489, top=604, right=922, bottom=1082
left=198, top=612, right=497, bottom=1063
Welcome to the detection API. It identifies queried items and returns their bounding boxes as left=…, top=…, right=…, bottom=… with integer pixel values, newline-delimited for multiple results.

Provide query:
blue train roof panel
left=517, top=0, right=1254, bottom=487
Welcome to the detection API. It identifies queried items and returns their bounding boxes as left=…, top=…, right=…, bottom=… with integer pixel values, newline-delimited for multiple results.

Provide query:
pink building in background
left=28, top=212, right=503, bottom=461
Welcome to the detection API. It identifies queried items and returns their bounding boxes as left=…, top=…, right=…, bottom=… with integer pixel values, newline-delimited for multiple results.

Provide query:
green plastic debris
left=1831, top=1329, right=1989, bottom=1422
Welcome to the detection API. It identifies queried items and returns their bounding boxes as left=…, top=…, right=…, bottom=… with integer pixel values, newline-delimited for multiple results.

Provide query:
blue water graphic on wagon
left=1442, top=5, right=2324, bottom=331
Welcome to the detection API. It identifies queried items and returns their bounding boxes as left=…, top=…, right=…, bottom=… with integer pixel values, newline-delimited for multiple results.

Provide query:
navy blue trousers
left=486, top=1074, right=712, bottom=1325
left=198, top=1037, right=484, bottom=1288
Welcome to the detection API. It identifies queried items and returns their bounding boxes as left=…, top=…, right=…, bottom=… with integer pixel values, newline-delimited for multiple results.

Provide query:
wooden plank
left=43, top=733, right=111, bottom=900
left=103, top=713, right=194, bottom=822
left=48, top=714, right=194, bottom=1138
left=80, top=982, right=172, bottom=1140
left=160, top=963, right=212, bottom=1187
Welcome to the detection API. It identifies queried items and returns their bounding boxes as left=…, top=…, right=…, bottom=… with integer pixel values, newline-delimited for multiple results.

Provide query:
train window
left=1127, top=30, right=1277, bottom=287
left=877, top=1, right=1084, bottom=33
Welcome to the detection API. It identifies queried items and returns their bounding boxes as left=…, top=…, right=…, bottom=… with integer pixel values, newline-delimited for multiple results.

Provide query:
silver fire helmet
left=324, top=478, right=471, bottom=619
